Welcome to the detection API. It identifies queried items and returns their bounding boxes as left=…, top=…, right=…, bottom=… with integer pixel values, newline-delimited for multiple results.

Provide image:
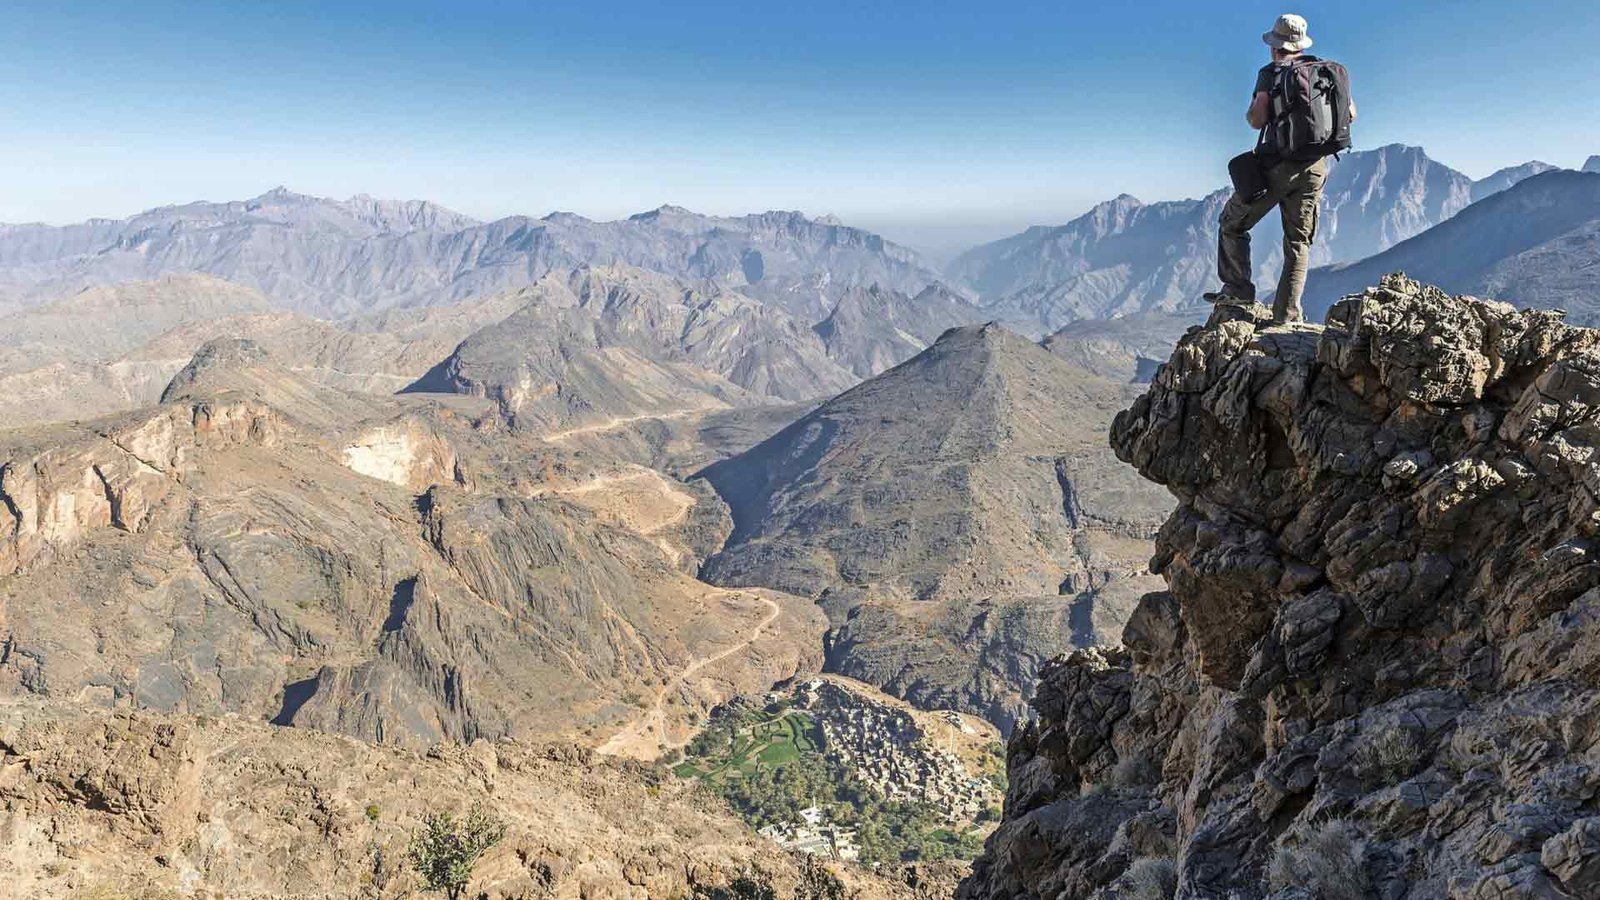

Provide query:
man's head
left=1263, top=14, right=1313, bottom=55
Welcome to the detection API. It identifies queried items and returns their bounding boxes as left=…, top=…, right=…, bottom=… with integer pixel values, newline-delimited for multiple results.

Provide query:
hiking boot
left=1203, top=290, right=1254, bottom=308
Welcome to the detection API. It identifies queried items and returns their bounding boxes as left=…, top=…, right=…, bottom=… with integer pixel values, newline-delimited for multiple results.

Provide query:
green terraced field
left=675, top=709, right=822, bottom=782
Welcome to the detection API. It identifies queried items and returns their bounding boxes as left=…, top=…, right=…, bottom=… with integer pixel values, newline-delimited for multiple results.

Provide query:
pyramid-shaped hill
left=697, top=323, right=1172, bottom=727
left=403, top=302, right=756, bottom=435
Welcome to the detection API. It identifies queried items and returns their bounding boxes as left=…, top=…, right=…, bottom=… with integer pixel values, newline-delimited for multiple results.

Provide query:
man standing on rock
left=1207, top=14, right=1356, bottom=324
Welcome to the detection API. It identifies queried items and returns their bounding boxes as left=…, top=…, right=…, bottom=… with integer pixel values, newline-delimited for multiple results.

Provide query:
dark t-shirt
left=1255, top=59, right=1301, bottom=152
left=1255, top=61, right=1288, bottom=97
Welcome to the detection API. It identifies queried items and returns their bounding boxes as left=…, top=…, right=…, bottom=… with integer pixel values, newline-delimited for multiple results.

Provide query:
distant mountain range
left=1302, top=169, right=1600, bottom=323
left=945, top=144, right=1580, bottom=334
left=0, top=142, right=1595, bottom=379
left=0, top=188, right=948, bottom=321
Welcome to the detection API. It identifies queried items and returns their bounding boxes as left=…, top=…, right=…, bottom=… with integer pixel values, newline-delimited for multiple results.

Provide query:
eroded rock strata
left=961, top=276, right=1600, bottom=898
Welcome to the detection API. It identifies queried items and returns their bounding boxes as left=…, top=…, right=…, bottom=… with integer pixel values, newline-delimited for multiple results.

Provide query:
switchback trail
left=596, top=591, right=783, bottom=760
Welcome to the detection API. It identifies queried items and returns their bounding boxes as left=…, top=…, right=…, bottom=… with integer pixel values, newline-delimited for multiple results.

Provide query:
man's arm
left=1247, top=91, right=1270, bottom=129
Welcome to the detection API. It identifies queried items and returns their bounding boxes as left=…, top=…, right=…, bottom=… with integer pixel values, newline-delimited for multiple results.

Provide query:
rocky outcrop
left=961, top=276, right=1600, bottom=898
left=0, top=399, right=280, bottom=576
left=0, top=699, right=945, bottom=899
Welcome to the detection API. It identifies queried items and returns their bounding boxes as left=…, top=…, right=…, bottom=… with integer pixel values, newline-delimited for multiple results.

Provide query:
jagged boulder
left=961, top=275, right=1600, bottom=898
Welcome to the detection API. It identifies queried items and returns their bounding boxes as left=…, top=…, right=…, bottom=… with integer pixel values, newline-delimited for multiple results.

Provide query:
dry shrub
left=1119, top=856, right=1177, bottom=900
left=1266, top=818, right=1369, bottom=900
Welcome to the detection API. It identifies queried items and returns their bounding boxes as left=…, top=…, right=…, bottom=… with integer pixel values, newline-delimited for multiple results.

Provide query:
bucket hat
left=1263, top=14, right=1313, bottom=52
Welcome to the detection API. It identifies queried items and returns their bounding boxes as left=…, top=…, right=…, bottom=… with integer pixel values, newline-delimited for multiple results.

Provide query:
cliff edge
left=960, top=275, right=1600, bottom=898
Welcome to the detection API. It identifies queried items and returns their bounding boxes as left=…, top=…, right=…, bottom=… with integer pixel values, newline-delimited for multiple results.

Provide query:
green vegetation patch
left=673, top=698, right=987, bottom=865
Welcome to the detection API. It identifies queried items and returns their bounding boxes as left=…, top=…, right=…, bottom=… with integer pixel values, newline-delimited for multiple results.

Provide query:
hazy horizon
left=5, top=0, right=1598, bottom=258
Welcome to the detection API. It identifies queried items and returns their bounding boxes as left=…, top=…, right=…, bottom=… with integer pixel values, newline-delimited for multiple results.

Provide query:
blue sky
left=3, top=0, right=1598, bottom=254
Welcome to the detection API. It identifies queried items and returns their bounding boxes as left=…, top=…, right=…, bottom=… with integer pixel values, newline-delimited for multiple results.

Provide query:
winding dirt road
left=539, top=408, right=707, bottom=444
left=532, top=467, right=698, bottom=564
left=596, top=591, right=783, bottom=759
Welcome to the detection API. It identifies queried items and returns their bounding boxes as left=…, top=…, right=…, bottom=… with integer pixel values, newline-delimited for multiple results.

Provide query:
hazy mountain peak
left=1302, top=167, right=1600, bottom=323
left=629, top=204, right=697, bottom=222
left=340, top=193, right=480, bottom=232
left=1472, top=160, right=1559, bottom=202
left=247, top=185, right=316, bottom=206
left=1584, top=154, right=1600, bottom=174
left=1368, top=141, right=1427, bottom=155
left=949, top=143, right=1511, bottom=333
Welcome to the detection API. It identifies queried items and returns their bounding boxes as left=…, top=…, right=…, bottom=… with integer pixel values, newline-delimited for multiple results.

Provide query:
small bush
left=365, top=803, right=382, bottom=823
left=1266, top=819, right=1369, bottom=900
left=1119, top=857, right=1176, bottom=900
left=408, top=801, right=507, bottom=900
left=1351, top=729, right=1423, bottom=787
left=695, top=872, right=779, bottom=900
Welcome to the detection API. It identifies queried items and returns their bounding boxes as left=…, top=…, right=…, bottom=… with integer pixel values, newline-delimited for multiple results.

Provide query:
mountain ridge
left=947, top=145, right=1566, bottom=335
left=1301, top=169, right=1600, bottom=323
left=0, top=190, right=951, bottom=321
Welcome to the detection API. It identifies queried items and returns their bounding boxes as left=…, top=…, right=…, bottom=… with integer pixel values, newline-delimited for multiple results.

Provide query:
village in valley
left=673, top=676, right=1006, bottom=864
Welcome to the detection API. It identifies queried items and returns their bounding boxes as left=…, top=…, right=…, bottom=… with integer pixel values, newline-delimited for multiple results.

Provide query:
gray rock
left=962, top=276, right=1600, bottom=897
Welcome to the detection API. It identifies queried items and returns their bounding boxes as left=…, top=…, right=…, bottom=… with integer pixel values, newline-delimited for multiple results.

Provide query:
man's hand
left=1247, top=91, right=1271, bottom=130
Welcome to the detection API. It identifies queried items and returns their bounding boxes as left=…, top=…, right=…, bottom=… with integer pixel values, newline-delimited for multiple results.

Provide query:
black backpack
left=1261, top=56, right=1353, bottom=162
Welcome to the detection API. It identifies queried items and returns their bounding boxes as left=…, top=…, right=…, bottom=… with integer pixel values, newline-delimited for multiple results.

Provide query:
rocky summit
left=961, top=275, right=1600, bottom=898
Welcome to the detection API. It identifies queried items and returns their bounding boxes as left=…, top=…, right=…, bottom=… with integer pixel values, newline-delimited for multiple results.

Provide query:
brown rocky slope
left=960, top=275, right=1600, bottom=898
left=0, top=340, right=823, bottom=751
left=0, top=699, right=952, bottom=899
left=698, top=324, right=1171, bottom=731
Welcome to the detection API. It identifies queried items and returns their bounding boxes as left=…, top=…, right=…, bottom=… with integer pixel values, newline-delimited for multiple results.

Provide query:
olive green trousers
left=1217, top=156, right=1328, bottom=322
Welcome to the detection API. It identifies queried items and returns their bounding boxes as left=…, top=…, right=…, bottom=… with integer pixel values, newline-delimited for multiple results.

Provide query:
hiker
left=1208, top=14, right=1356, bottom=324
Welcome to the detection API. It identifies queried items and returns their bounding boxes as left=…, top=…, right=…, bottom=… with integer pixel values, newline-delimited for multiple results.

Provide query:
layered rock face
left=961, top=276, right=1600, bottom=898
left=0, top=342, right=824, bottom=751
